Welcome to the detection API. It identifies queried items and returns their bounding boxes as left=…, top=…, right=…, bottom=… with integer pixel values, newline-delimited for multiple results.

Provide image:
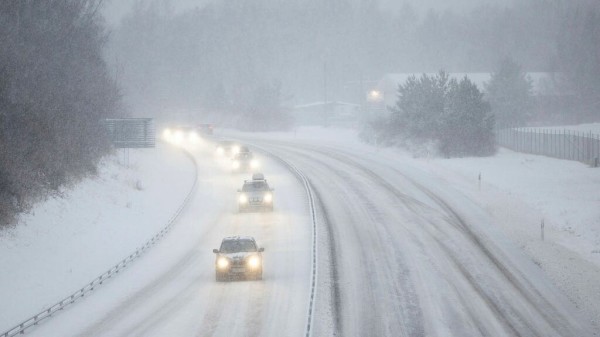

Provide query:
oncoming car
left=213, top=236, right=264, bottom=281
left=162, top=125, right=200, bottom=145
left=215, top=140, right=240, bottom=158
left=231, top=148, right=260, bottom=172
left=238, top=173, right=274, bottom=212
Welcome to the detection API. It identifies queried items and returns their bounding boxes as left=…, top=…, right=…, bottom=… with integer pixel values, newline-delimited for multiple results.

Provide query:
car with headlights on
left=162, top=125, right=200, bottom=145
left=213, top=236, right=264, bottom=281
left=231, top=148, right=260, bottom=173
left=237, top=173, right=274, bottom=212
left=215, top=140, right=240, bottom=158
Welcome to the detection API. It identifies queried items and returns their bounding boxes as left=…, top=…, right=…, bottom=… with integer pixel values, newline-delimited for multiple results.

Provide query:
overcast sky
left=102, top=0, right=513, bottom=27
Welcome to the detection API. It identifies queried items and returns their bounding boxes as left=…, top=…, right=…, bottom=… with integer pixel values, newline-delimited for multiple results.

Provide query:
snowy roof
left=222, top=236, right=256, bottom=242
left=294, top=101, right=361, bottom=109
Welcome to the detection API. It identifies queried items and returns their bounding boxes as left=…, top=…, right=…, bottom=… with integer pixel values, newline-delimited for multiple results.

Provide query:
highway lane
left=28, top=142, right=313, bottom=337
left=26, top=136, right=594, bottom=337
left=254, top=139, right=594, bottom=337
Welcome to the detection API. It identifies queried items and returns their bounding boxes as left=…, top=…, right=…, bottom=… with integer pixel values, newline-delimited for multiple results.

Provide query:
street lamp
left=367, top=89, right=383, bottom=103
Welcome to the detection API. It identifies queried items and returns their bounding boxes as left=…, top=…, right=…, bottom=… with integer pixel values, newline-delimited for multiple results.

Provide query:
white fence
left=497, top=128, right=600, bottom=167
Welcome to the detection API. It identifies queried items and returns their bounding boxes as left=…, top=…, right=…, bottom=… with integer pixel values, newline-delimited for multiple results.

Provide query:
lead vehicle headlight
left=173, top=130, right=184, bottom=144
left=217, top=257, right=229, bottom=269
left=247, top=256, right=260, bottom=269
left=264, top=193, right=272, bottom=203
left=239, top=194, right=248, bottom=204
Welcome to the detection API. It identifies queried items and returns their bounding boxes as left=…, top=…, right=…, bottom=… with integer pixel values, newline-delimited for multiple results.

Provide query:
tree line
left=110, top=0, right=600, bottom=127
left=0, top=0, right=120, bottom=226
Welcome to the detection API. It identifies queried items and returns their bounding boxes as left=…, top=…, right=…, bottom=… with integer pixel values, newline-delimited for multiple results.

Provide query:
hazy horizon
left=102, top=0, right=514, bottom=27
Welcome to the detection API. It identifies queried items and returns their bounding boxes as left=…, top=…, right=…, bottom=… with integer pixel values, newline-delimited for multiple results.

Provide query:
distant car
left=162, top=125, right=200, bottom=144
left=213, top=236, right=264, bottom=281
left=196, top=123, right=214, bottom=135
left=238, top=173, right=274, bottom=212
left=215, top=140, right=240, bottom=158
left=231, top=150, right=260, bottom=173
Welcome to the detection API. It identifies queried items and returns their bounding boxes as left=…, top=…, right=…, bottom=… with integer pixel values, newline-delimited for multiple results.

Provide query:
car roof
left=222, top=236, right=256, bottom=242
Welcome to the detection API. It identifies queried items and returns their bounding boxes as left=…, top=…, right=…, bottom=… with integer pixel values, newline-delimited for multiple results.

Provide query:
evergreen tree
left=485, top=57, right=533, bottom=128
left=440, top=77, right=496, bottom=156
left=392, top=71, right=451, bottom=140
left=556, top=2, right=600, bottom=120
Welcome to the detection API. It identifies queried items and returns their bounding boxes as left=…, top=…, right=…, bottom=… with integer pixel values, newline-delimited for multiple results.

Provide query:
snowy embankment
left=226, top=124, right=600, bottom=329
left=0, top=143, right=195, bottom=331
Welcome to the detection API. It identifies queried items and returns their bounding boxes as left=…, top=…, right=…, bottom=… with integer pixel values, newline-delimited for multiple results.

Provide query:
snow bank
left=0, top=143, right=195, bottom=331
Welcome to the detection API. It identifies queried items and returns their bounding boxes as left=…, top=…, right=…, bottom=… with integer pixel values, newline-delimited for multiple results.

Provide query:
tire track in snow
left=246, top=142, right=340, bottom=337
left=297, top=143, right=591, bottom=337
left=259, top=143, right=422, bottom=336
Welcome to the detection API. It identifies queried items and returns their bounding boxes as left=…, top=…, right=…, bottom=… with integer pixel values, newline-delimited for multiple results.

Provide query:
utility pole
left=323, top=61, right=329, bottom=126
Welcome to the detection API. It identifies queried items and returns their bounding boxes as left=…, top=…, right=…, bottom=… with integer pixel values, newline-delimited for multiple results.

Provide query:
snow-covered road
left=26, top=145, right=312, bottom=337
left=250, top=139, right=594, bottom=337
left=21, top=135, right=595, bottom=337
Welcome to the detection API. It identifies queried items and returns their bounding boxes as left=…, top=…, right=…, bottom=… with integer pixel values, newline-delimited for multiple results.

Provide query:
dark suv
left=213, top=236, right=264, bottom=281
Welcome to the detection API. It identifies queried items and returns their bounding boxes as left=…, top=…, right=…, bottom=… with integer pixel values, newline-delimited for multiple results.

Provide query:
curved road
left=254, top=139, right=594, bottom=337
left=29, top=137, right=594, bottom=337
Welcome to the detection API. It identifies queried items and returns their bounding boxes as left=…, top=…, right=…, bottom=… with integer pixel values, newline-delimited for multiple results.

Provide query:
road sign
left=103, top=118, right=155, bottom=148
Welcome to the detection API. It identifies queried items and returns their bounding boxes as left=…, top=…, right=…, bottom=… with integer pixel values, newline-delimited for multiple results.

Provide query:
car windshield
left=242, top=181, right=268, bottom=192
left=220, top=239, right=257, bottom=253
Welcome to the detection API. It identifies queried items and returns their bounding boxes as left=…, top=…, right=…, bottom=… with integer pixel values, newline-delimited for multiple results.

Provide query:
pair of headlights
left=239, top=193, right=272, bottom=204
left=217, top=256, right=260, bottom=269
left=163, top=128, right=199, bottom=145
left=232, top=159, right=259, bottom=170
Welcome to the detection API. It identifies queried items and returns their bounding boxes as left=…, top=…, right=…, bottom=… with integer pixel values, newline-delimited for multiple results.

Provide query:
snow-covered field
left=1, top=124, right=599, bottom=336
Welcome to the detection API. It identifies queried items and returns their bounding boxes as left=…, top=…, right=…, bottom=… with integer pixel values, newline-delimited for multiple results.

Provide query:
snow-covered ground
left=0, top=143, right=196, bottom=331
left=227, top=125, right=600, bottom=330
left=1, top=123, right=599, bottom=336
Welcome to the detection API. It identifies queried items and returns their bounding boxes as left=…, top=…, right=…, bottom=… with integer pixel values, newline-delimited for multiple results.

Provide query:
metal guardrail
left=1, top=147, right=198, bottom=337
left=247, top=142, right=319, bottom=337
left=497, top=128, right=600, bottom=166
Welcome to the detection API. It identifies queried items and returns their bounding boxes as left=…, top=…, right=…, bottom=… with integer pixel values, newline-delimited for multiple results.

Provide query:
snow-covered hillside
left=0, top=143, right=195, bottom=330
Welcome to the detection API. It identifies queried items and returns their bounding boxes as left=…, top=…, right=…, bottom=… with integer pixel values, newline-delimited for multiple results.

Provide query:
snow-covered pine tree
left=485, top=57, right=533, bottom=128
left=440, top=77, right=495, bottom=157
